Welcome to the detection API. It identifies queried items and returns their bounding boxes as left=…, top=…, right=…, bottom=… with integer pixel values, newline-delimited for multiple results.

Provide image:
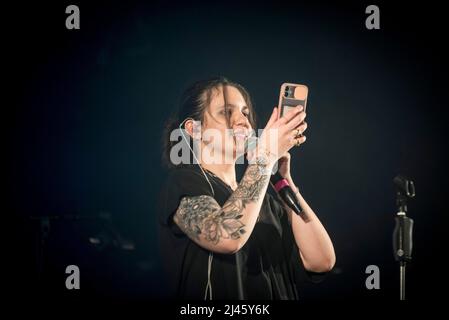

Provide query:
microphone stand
left=392, top=175, right=415, bottom=300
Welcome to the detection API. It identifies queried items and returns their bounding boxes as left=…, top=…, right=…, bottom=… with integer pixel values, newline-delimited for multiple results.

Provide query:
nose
left=231, top=109, right=250, bottom=129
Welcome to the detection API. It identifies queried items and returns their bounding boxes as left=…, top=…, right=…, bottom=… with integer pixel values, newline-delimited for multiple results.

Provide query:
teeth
left=232, top=129, right=248, bottom=137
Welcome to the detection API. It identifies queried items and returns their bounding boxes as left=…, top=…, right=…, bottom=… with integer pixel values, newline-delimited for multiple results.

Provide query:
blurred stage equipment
left=30, top=211, right=135, bottom=283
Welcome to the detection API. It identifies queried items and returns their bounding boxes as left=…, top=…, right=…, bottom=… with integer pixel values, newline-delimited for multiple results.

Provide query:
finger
left=277, top=105, right=303, bottom=126
left=286, top=111, right=307, bottom=130
left=292, top=135, right=307, bottom=146
left=293, top=121, right=308, bottom=134
left=265, top=107, right=278, bottom=129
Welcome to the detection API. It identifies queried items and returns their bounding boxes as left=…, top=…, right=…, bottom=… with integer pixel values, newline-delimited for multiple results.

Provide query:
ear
left=184, top=119, right=202, bottom=140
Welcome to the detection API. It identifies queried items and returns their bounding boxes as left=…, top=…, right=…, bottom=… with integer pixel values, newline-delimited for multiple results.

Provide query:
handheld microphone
left=270, top=171, right=309, bottom=222
left=270, top=172, right=301, bottom=213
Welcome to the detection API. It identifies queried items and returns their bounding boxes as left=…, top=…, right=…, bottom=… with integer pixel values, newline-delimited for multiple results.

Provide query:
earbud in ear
left=183, top=118, right=202, bottom=140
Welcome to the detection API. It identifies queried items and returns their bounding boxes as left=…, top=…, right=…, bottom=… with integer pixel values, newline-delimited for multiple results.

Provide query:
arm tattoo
left=175, top=158, right=271, bottom=244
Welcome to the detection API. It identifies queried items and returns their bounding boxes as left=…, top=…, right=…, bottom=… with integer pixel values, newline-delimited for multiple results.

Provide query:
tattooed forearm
left=232, top=157, right=270, bottom=202
left=174, top=159, right=271, bottom=245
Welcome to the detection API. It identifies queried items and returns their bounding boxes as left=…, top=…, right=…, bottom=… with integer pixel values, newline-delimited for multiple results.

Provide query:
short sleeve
left=158, top=166, right=214, bottom=235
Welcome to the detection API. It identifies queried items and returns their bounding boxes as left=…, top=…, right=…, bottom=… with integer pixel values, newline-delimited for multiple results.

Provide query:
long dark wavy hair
left=162, top=77, right=257, bottom=168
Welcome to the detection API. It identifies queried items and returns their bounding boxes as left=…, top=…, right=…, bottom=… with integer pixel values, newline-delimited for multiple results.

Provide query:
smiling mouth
left=232, top=134, right=249, bottom=146
left=231, top=129, right=249, bottom=140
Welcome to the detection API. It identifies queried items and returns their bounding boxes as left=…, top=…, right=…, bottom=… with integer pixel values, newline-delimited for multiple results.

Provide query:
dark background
left=7, top=0, right=448, bottom=303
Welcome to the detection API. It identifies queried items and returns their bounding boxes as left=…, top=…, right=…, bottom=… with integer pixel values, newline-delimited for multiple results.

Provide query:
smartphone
left=278, top=83, right=308, bottom=118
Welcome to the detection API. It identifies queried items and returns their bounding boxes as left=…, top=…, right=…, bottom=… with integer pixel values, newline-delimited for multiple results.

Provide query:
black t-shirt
left=157, top=164, right=323, bottom=300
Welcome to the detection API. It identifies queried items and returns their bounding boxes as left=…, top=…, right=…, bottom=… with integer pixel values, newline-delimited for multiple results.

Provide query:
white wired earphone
left=179, top=118, right=215, bottom=300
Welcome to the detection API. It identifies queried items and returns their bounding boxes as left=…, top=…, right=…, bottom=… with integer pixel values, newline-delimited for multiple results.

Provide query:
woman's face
left=199, top=85, right=253, bottom=164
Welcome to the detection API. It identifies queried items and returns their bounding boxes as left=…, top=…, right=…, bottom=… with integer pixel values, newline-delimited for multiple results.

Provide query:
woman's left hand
left=277, top=116, right=308, bottom=180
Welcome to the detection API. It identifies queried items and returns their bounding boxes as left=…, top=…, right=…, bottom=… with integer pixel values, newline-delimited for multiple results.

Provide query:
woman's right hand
left=252, top=106, right=307, bottom=166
